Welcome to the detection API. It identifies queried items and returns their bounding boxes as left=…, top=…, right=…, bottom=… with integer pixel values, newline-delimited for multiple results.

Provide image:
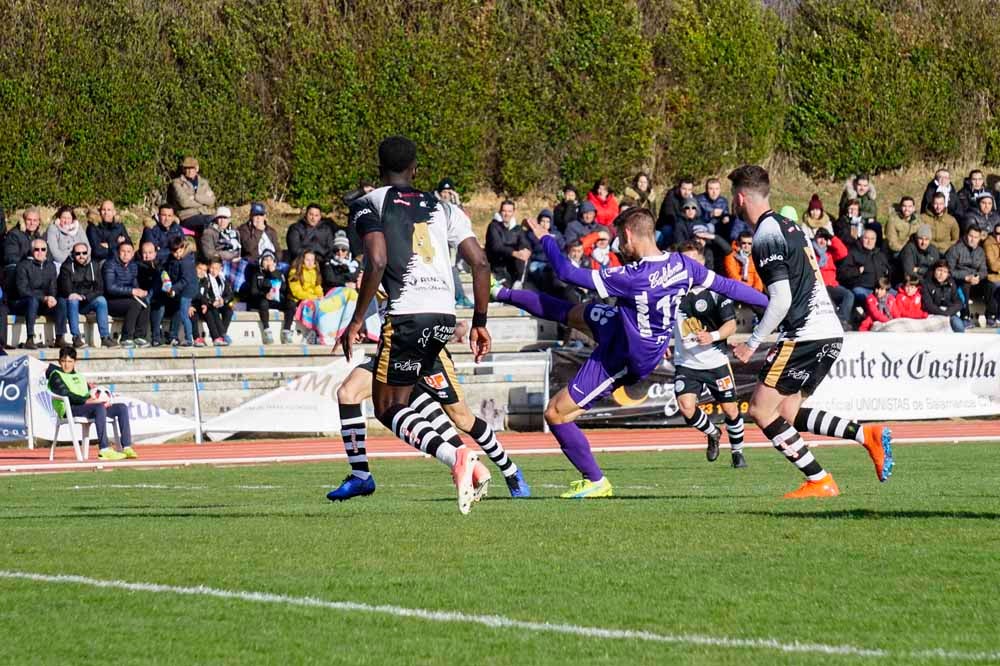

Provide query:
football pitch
left=1, top=442, right=998, bottom=665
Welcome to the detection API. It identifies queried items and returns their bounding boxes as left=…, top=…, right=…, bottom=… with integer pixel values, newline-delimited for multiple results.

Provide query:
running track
left=1, top=420, right=997, bottom=475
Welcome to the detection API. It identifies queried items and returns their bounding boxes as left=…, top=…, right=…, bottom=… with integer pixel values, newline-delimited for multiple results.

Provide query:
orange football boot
left=783, top=473, right=840, bottom=499
left=862, top=425, right=894, bottom=482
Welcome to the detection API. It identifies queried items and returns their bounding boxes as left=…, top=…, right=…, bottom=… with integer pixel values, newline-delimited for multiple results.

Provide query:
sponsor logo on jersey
left=758, top=253, right=784, bottom=266
left=393, top=198, right=412, bottom=206
left=695, top=298, right=708, bottom=313
left=393, top=360, right=422, bottom=373
left=424, top=372, right=448, bottom=390
left=648, top=263, right=685, bottom=289
left=715, top=375, right=734, bottom=391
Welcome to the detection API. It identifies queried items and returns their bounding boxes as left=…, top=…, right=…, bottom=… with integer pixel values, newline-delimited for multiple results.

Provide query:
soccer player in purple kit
left=496, top=208, right=770, bottom=498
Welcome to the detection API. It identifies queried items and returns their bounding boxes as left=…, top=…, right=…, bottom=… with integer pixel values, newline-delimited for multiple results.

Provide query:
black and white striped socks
left=724, top=414, right=745, bottom=452
left=380, top=404, right=458, bottom=467
left=339, top=404, right=369, bottom=480
left=468, top=417, right=518, bottom=478
left=684, top=409, right=719, bottom=437
left=794, top=408, right=864, bottom=443
left=762, top=417, right=827, bottom=481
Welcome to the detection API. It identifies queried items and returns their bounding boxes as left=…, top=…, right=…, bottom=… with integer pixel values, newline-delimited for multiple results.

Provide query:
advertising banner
left=0, top=356, right=29, bottom=441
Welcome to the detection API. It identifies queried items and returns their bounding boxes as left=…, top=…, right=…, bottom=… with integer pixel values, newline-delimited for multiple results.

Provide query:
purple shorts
left=568, top=303, right=637, bottom=409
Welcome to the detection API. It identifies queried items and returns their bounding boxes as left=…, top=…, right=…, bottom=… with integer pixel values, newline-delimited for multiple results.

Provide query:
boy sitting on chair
left=46, top=346, right=137, bottom=461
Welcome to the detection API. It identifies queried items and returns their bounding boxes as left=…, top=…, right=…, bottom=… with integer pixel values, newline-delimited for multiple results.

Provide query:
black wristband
left=472, top=311, right=488, bottom=328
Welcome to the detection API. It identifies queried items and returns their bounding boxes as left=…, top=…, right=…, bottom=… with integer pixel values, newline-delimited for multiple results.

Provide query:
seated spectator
left=46, top=206, right=90, bottom=266
left=243, top=249, right=286, bottom=344
left=580, top=228, right=621, bottom=270
left=238, top=202, right=280, bottom=264
left=837, top=228, right=890, bottom=306
left=834, top=199, right=866, bottom=246
left=586, top=178, right=620, bottom=228
left=286, top=203, right=336, bottom=286
left=723, top=231, right=763, bottom=292
left=556, top=241, right=592, bottom=303
left=137, top=242, right=166, bottom=346
left=164, top=237, right=198, bottom=346
left=563, top=201, right=601, bottom=247
left=140, top=203, right=185, bottom=264
left=328, top=232, right=360, bottom=288
left=199, top=206, right=242, bottom=264
left=168, top=156, right=217, bottom=232
left=46, top=346, right=137, bottom=461
left=4, top=207, right=44, bottom=286
left=623, top=172, right=658, bottom=215
left=869, top=275, right=952, bottom=333
left=811, top=229, right=853, bottom=328
left=524, top=209, right=563, bottom=291
left=485, top=200, right=530, bottom=286
left=553, top=185, right=579, bottom=235
left=945, top=226, right=994, bottom=327
left=688, top=224, right=732, bottom=274
left=799, top=194, right=833, bottom=240
left=285, top=250, right=324, bottom=344
left=898, top=225, right=940, bottom=283
left=58, top=242, right=112, bottom=349
left=696, top=178, right=730, bottom=229
left=86, top=200, right=130, bottom=264
left=986, top=222, right=1000, bottom=326
left=672, top=197, right=702, bottom=245
left=858, top=277, right=895, bottom=331
left=838, top=174, right=877, bottom=221
left=956, top=169, right=987, bottom=219
left=921, top=168, right=960, bottom=216
left=14, top=239, right=67, bottom=349
left=885, top=196, right=920, bottom=256
left=922, top=259, right=965, bottom=332
left=962, top=192, right=1000, bottom=236
left=198, top=257, right=234, bottom=345
left=656, top=176, right=695, bottom=248
left=102, top=241, right=150, bottom=348
left=919, top=192, right=959, bottom=253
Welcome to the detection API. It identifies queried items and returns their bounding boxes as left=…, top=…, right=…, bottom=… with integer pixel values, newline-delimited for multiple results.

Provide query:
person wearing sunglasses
left=14, top=240, right=67, bottom=350
left=58, top=242, right=114, bottom=348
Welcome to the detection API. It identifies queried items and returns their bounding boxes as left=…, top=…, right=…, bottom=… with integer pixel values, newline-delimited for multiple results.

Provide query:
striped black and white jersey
left=751, top=210, right=841, bottom=342
left=350, top=185, right=474, bottom=316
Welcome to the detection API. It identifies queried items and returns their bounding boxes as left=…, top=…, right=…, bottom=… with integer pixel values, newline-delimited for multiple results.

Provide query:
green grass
left=1, top=443, right=998, bottom=665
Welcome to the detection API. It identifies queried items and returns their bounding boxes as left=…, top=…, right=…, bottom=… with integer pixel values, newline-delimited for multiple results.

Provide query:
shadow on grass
left=739, top=509, right=1000, bottom=521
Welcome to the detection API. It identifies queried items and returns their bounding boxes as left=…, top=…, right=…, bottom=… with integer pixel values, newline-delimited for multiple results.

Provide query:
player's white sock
left=387, top=405, right=457, bottom=467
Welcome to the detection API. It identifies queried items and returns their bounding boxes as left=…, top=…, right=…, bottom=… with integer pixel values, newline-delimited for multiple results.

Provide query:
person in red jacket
left=859, top=277, right=895, bottom=331
left=893, top=276, right=928, bottom=320
left=586, top=178, right=620, bottom=228
left=812, top=228, right=853, bottom=328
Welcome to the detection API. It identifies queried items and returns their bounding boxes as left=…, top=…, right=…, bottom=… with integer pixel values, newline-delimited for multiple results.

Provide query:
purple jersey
left=541, top=235, right=768, bottom=378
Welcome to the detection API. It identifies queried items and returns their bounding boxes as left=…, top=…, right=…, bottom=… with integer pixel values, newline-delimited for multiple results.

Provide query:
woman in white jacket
left=46, top=206, right=90, bottom=266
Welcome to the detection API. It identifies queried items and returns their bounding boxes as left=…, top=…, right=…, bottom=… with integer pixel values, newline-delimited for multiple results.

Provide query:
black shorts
left=759, top=337, right=842, bottom=397
left=372, top=313, right=457, bottom=387
left=360, top=345, right=463, bottom=404
left=674, top=364, right=737, bottom=402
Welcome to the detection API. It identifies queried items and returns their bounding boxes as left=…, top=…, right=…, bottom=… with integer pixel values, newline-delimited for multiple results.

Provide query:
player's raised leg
left=793, top=407, right=892, bottom=482
left=327, top=364, right=376, bottom=502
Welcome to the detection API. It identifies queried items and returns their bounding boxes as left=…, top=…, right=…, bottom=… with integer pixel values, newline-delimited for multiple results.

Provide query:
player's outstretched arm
left=705, top=272, right=769, bottom=310
left=523, top=216, right=601, bottom=291
left=731, top=279, right=791, bottom=363
left=457, top=236, right=492, bottom=362
left=338, top=231, right=386, bottom=360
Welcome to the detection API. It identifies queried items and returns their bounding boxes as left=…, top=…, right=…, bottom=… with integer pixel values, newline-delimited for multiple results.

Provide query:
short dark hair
left=970, top=168, right=984, bottom=178
left=876, top=277, right=891, bottom=290
left=855, top=174, right=871, bottom=184
left=727, top=165, right=770, bottom=197
left=905, top=275, right=922, bottom=286
left=932, top=259, right=950, bottom=271
left=59, top=346, right=77, bottom=360
left=499, top=200, right=515, bottom=211
left=377, top=136, right=417, bottom=174
left=613, top=207, right=654, bottom=236
left=814, top=228, right=833, bottom=240
left=932, top=192, right=946, bottom=202
left=677, top=240, right=702, bottom=255
left=677, top=175, right=695, bottom=187
left=169, top=236, right=187, bottom=251
left=900, top=195, right=915, bottom=205
left=566, top=240, right=582, bottom=251
left=209, top=256, right=223, bottom=265
left=158, top=202, right=175, bottom=213
left=305, top=203, right=322, bottom=215
left=737, top=231, right=754, bottom=242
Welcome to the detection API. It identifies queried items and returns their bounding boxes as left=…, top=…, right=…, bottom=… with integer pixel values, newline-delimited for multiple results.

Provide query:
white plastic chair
left=48, top=392, right=120, bottom=461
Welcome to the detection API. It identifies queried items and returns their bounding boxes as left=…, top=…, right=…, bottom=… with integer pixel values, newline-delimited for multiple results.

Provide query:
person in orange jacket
left=579, top=228, right=622, bottom=270
left=722, top=231, right=764, bottom=292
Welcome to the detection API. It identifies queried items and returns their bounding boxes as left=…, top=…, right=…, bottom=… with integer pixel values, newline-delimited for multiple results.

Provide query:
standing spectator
left=199, top=257, right=234, bottom=345
left=168, top=156, right=217, bottom=232
left=553, top=185, right=579, bottom=235
left=922, top=260, right=964, bottom=332
left=921, top=168, right=959, bottom=216
left=243, top=249, right=285, bottom=344
left=812, top=228, right=854, bottom=329
left=563, top=200, right=601, bottom=247
left=46, top=347, right=136, bottom=461
left=838, top=174, right=877, bottom=221
left=955, top=169, right=987, bottom=219
left=102, top=241, right=150, bottom=348
left=238, top=202, right=280, bottom=264
left=723, top=231, right=764, bottom=292
left=919, top=192, right=960, bottom=253
left=799, top=194, right=833, bottom=240
left=285, top=250, right=324, bottom=343
left=985, top=222, right=1000, bottom=327
left=623, top=172, right=658, bottom=215
left=46, top=206, right=90, bottom=266
left=328, top=232, right=360, bottom=288
left=436, top=178, right=461, bottom=207
left=696, top=177, right=730, bottom=229
left=586, top=178, right=620, bottom=228
left=286, top=203, right=336, bottom=286
left=485, top=200, right=530, bottom=286
left=138, top=242, right=166, bottom=346
left=434, top=181, right=473, bottom=308
left=5, top=207, right=44, bottom=286
left=86, top=200, right=130, bottom=264
left=140, top=203, right=185, bottom=264
left=962, top=192, right=1000, bottom=236
left=656, top=176, right=695, bottom=248
left=164, top=237, right=198, bottom=346
left=58, top=242, right=112, bottom=348
left=199, top=206, right=242, bottom=264
left=672, top=198, right=702, bottom=245
left=858, top=277, right=895, bottom=331
left=837, top=228, right=890, bottom=305
left=945, top=226, right=992, bottom=327
left=898, top=225, right=941, bottom=283
left=885, top=196, right=920, bottom=255
left=14, top=239, right=67, bottom=349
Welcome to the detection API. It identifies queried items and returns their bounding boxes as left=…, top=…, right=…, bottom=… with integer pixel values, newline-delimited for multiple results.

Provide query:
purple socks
left=550, top=422, right=603, bottom=481
left=497, top=288, right=572, bottom=325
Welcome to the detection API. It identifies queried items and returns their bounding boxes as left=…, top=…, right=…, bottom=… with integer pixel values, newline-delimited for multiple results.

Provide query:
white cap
left=214, top=206, right=232, bottom=219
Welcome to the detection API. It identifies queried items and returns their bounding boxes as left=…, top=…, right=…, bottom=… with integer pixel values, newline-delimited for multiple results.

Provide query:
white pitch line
left=0, top=570, right=996, bottom=662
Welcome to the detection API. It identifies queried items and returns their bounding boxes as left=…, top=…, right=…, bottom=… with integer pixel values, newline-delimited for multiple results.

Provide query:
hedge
left=2, top=0, right=1000, bottom=209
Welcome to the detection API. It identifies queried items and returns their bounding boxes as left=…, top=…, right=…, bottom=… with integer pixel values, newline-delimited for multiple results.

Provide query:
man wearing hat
left=899, top=224, right=941, bottom=282
left=962, top=191, right=1000, bottom=237
left=238, top=202, right=281, bottom=264
left=168, top=156, right=217, bottom=232
left=672, top=196, right=703, bottom=246
left=199, top=206, right=242, bottom=265
left=286, top=203, right=338, bottom=286
left=436, top=178, right=461, bottom=207
left=328, top=231, right=360, bottom=288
